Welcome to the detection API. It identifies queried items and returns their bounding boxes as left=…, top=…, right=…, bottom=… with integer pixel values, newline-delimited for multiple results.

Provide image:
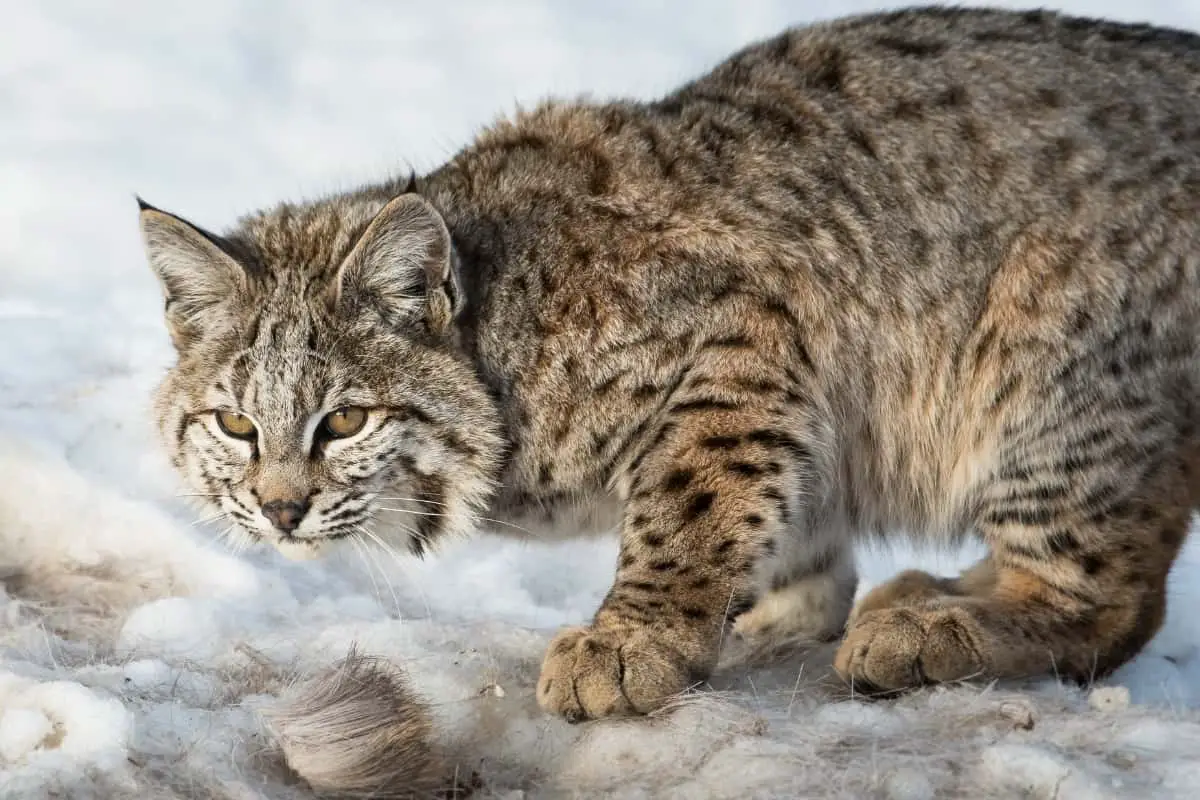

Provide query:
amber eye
left=323, top=406, right=368, bottom=438
left=215, top=410, right=256, bottom=440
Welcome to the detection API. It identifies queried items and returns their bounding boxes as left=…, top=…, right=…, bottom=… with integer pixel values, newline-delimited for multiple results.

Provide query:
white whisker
left=363, top=534, right=402, bottom=615
left=214, top=522, right=252, bottom=556
left=374, top=498, right=536, bottom=537
left=190, top=509, right=233, bottom=528
left=365, top=511, right=428, bottom=543
left=355, top=522, right=434, bottom=619
left=348, top=534, right=394, bottom=614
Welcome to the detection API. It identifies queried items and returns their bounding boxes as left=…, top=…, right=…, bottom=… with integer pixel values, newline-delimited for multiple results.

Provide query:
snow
left=3, top=1, right=1200, bottom=797
left=0, top=673, right=132, bottom=794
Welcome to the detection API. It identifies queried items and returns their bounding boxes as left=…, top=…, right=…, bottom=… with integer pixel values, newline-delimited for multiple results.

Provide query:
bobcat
left=139, top=7, right=1200, bottom=724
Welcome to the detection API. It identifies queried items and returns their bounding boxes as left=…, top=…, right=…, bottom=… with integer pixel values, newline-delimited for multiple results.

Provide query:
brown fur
left=140, top=5, right=1200, bottom=733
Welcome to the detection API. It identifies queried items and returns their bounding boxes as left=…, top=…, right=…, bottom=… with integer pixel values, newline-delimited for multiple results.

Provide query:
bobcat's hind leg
left=835, top=447, right=1193, bottom=691
left=733, top=535, right=857, bottom=647
left=847, top=558, right=997, bottom=625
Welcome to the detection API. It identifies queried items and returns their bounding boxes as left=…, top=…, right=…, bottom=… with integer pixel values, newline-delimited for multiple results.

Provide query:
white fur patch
left=266, top=537, right=324, bottom=561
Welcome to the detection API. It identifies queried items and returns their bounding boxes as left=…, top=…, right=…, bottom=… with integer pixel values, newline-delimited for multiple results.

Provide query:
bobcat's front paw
left=536, top=625, right=695, bottom=721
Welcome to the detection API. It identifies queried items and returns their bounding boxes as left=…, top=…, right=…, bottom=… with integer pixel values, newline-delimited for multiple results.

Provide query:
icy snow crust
left=4, top=2, right=1200, bottom=797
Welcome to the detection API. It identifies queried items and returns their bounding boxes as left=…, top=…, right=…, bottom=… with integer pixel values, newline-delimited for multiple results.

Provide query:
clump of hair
left=262, top=648, right=444, bottom=798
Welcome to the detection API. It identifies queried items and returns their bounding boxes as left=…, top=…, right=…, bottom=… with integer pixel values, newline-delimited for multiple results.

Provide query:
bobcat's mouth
left=208, top=479, right=466, bottom=561
left=213, top=488, right=369, bottom=560
left=253, top=513, right=367, bottom=560
left=222, top=516, right=338, bottom=561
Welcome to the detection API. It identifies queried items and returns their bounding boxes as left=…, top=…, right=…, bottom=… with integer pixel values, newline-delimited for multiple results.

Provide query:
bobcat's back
left=432, top=6, right=1200, bottom=537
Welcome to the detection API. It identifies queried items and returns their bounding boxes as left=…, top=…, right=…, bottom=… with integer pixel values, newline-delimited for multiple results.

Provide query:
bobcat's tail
left=262, top=648, right=445, bottom=798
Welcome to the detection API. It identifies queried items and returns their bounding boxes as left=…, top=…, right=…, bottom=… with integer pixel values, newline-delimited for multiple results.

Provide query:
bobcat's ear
left=333, top=194, right=461, bottom=334
left=137, top=198, right=248, bottom=350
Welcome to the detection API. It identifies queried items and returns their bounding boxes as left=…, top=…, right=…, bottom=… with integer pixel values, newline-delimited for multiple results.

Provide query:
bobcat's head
left=138, top=189, right=503, bottom=560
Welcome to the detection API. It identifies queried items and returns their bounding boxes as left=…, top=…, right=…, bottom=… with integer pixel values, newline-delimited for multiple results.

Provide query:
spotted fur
left=142, top=7, right=1200, bottom=725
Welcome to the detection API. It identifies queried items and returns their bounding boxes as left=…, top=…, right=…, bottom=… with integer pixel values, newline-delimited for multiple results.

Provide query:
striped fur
left=141, top=6, right=1200, bottom=728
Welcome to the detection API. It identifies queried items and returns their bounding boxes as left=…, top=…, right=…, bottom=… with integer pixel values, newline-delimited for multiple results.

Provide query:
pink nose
left=261, top=499, right=310, bottom=532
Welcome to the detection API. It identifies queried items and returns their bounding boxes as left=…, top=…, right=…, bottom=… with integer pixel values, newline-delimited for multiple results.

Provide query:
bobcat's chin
left=272, top=537, right=330, bottom=561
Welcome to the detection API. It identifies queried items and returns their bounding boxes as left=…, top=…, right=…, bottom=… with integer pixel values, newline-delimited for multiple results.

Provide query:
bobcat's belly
left=835, top=363, right=1010, bottom=545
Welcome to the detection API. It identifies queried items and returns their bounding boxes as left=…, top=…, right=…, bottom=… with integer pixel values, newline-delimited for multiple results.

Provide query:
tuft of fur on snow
left=3, top=563, right=175, bottom=655
left=263, top=648, right=444, bottom=798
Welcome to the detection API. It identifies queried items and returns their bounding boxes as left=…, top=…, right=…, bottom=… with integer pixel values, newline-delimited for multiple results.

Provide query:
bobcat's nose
left=261, top=498, right=311, bottom=533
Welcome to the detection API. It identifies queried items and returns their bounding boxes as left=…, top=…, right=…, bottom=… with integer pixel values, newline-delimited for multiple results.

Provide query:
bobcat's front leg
left=536, top=406, right=813, bottom=721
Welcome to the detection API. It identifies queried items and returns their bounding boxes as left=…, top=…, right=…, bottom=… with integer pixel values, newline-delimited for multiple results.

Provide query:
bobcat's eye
left=323, top=406, right=368, bottom=438
left=215, top=410, right=256, bottom=440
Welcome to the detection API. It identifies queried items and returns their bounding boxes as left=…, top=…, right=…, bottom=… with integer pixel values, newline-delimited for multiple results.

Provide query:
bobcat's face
left=140, top=192, right=503, bottom=559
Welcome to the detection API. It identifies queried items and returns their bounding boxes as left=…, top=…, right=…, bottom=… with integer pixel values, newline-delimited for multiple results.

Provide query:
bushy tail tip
left=262, top=647, right=443, bottom=798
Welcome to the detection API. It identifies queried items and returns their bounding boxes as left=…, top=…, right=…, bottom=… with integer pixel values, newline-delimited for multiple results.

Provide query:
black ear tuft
left=138, top=204, right=248, bottom=350
left=333, top=194, right=454, bottom=331
left=401, top=171, right=418, bottom=195
left=135, top=194, right=156, bottom=212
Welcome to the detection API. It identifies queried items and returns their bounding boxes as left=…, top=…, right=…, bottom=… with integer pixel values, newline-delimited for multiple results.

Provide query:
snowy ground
left=4, top=2, right=1200, bottom=798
